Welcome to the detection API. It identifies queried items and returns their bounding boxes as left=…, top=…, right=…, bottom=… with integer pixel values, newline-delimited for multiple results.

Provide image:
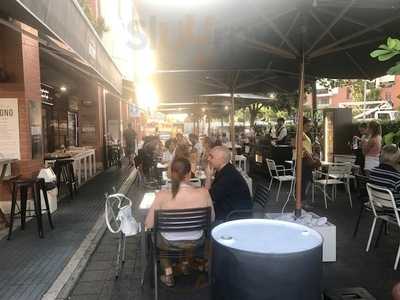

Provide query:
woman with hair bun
left=145, top=157, right=214, bottom=287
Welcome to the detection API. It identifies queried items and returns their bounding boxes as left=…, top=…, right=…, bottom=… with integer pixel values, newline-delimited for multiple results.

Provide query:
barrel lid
left=212, top=219, right=322, bottom=254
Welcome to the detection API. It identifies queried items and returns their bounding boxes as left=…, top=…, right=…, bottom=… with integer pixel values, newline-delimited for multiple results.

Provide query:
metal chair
left=152, top=207, right=211, bottom=300
left=234, top=155, right=247, bottom=173
left=353, top=175, right=371, bottom=237
left=366, top=183, right=400, bottom=270
left=333, top=154, right=360, bottom=189
left=313, top=163, right=353, bottom=208
left=105, top=192, right=140, bottom=279
left=266, top=158, right=294, bottom=202
left=225, top=183, right=270, bottom=221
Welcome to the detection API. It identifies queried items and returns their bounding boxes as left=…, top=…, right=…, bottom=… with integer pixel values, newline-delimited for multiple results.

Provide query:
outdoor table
left=138, top=191, right=156, bottom=286
left=0, top=158, right=17, bottom=226
left=45, top=149, right=96, bottom=186
left=161, top=170, right=206, bottom=184
left=211, top=219, right=323, bottom=300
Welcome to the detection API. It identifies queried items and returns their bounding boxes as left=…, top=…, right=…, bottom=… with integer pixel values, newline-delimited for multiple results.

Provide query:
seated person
left=162, top=138, right=176, bottom=164
left=174, top=144, right=197, bottom=176
left=145, top=157, right=214, bottom=287
left=369, top=144, right=400, bottom=206
left=205, top=146, right=252, bottom=221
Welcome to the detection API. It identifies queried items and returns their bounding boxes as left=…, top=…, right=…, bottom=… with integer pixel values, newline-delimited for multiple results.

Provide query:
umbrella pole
left=312, top=80, right=318, bottom=140
left=295, top=54, right=305, bottom=218
left=230, top=88, right=236, bottom=157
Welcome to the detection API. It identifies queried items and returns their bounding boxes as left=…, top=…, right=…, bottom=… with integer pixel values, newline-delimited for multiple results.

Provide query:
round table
left=211, top=219, right=323, bottom=300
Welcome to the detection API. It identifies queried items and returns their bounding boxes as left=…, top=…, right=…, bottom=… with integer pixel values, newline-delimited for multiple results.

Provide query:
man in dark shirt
left=123, top=123, right=136, bottom=167
left=369, top=144, right=400, bottom=207
left=205, top=146, right=252, bottom=220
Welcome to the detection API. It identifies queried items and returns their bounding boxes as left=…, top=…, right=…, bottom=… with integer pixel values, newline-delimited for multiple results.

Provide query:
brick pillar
left=0, top=22, right=43, bottom=208
left=78, top=82, right=106, bottom=170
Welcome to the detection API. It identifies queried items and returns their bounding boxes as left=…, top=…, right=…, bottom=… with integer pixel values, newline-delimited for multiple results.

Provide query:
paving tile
left=0, top=162, right=133, bottom=300
left=86, top=261, right=114, bottom=271
left=69, top=294, right=99, bottom=300
left=79, top=270, right=109, bottom=282
left=72, top=281, right=102, bottom=296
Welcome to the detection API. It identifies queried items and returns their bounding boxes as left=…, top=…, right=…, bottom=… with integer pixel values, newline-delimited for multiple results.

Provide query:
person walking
left=123, top=123, right=136, bottom=167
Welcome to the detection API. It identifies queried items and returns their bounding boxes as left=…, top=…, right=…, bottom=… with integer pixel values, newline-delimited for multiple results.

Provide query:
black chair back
left=154, top=207, right=211, bottom=234
left=355, top=174, right=369, bottom=203
left=253, top=183, right=270, bottom=209
left=225, top=183, right=270, bottom=221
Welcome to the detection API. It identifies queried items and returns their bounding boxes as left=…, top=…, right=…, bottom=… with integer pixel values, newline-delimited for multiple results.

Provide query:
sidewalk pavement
left=0, top=163, right=135, bottom=300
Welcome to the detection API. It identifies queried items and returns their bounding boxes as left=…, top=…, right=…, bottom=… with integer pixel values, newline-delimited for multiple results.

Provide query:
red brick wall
left=379, top=75, right=400, bottom=109
left=19, top=23, right=43, bottom=176
left=330, top=87, right=350, bottom=108
left=0, top=23, right=43, bottom=204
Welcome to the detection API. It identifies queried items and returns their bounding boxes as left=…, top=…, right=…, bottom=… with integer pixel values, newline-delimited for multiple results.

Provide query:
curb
left=42, top=168, right=138, bottom=300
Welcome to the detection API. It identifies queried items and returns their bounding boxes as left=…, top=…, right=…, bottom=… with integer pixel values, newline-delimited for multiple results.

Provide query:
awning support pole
left=295, top=51, right=305, bottom=218
left=230, top=87, right=236, bottom=157
left=312, top=80, right=318, bottom=140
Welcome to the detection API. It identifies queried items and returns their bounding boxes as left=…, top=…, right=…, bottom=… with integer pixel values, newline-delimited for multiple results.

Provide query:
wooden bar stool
left=54, top=158, right=77, bottom=200
left=7, top=178, right=42, bottom=239
left=36, top=178, right=55, bottom=231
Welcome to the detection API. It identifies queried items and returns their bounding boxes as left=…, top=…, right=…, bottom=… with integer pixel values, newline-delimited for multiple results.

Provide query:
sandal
left=160, top=274, right=175, bottom=287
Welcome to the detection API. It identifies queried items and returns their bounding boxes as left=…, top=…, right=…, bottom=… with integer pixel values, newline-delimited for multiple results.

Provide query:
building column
left=0, top=22, right=43, bottom=210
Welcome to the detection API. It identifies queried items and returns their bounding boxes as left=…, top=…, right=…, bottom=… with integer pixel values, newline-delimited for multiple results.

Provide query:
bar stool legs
left=7, top=178, right=54, bottom=240
left=37, top=178, right=54, bottom=230
left=7, top=183, right=17, bottom=240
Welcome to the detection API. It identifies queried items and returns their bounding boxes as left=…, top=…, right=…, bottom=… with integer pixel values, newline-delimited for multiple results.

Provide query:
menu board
left=0, top=98, right=20, bottom=159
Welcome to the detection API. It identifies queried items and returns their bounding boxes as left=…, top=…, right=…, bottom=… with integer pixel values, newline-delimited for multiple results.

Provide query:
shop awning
left=0, top=0, right=123, bottom=94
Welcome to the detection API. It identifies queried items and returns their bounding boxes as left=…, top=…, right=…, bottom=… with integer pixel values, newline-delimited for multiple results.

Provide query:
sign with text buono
left=0, top=99, right=20, bottom=159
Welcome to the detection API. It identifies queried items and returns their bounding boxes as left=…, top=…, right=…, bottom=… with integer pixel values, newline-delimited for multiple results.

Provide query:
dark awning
left=0, top=0, right=123, bottom=94
left=135, top=0, right=400, bottom=102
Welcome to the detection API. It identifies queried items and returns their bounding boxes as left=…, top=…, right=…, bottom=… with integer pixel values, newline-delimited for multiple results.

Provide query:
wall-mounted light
left=224, top=105, right=229, bottom=110
left=60, top=86, right=67, bottom=92
left=202, top=107, right=206, bottom=112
